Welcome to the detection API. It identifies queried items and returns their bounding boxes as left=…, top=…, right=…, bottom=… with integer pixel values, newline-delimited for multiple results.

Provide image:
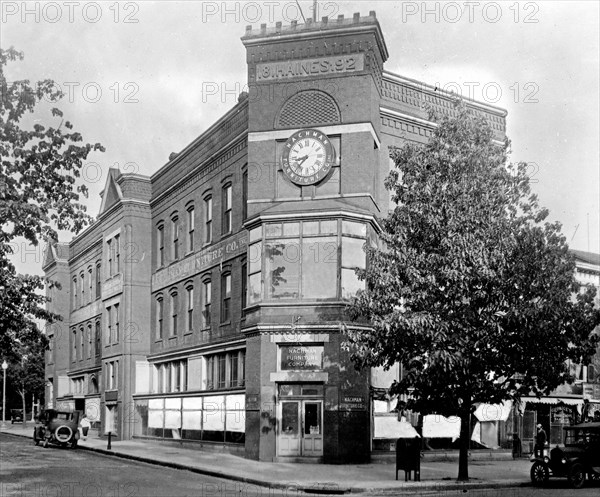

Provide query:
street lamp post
left=1, top=360, right=7, bottom=428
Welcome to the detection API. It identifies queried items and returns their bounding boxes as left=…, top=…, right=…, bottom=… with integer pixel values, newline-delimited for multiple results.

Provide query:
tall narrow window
left=72, top=329, right=76, bottom=363
left=95, top=321, right=101, bottom=356
left=171, top=292, right=178, bottom=336
left=204, top=196, right=212, bottom=244
left=242, top=169, right=248, bottom=221
left=202, top=280, right=211, bottom=328
left=114, top=234, right=120, bottom=273
left=107, top=306, right=112, bottom=344
left=172, top=216, right=179, bottom=260
left=221, top=272, right=231, bottom=323
left=88, top=267, right=93, bottom=303
left=218, top=354, right=227, bottom=389
left=158, top=225, right=165, bottom=267
left=222, top=184, right=232, bottom=234
left=241, top=261, right=247, bottom=314
left=79, top=327, right=84, bottom=361
left=186, top=286, right=194, bottom=333
left=157, top=297, right=164, bottom=340
left=107, top=239, right=113, bottom=276
left=114, top=303, right=120, bottom=343
left=187, top=206, right=195, bottom=252
left=80, top=273, right=85, bottom=306
left=96, top=263, right=102, bottom=299
left=72, top=277, right=78, bottom=309
left=87, top=324, right=92, bottom=359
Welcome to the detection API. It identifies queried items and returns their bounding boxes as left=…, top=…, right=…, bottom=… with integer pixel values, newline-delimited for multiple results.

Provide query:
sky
left=2, top=0, right=599, bottom=278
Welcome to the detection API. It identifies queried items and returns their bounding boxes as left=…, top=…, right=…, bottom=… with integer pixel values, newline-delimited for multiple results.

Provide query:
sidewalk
left=1, top=424, right=532, bottom=494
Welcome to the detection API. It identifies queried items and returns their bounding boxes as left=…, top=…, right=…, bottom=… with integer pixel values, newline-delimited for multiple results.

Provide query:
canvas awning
left=474, top=400, right=512, bottom=422
left=518, top=397, right=584, bottom=414
left=422, top=414, right=461, bottom=440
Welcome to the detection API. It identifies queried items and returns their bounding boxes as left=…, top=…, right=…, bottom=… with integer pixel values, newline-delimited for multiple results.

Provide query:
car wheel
left=588, top=471, right=600, bottom=481
left=568, top=463, right=586, bottom=489
left=530, top=462, right=549, bottom=486
left=33, top=429, right=39, bottom=446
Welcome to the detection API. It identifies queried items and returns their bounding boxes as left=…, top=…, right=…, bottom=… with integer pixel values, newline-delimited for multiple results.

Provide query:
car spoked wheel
left=530, top=461, right=549, bottom=486
left=55, top=425, right=72, bottom=444
left=568, top=463, right=586, bottom=489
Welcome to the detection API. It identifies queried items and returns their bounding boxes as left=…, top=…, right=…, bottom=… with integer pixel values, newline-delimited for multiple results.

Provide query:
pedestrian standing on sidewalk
left=79, top=414, right=91, bottom=441
left=534, top=423, right=546, bottom=457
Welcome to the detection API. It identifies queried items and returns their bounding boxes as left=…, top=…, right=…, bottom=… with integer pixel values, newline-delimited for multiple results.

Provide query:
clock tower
left=241, top=13, right=390, bottom=463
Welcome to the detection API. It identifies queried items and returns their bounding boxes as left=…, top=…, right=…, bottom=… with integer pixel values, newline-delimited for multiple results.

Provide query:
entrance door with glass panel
left=278, top=399, right=323, bottom=457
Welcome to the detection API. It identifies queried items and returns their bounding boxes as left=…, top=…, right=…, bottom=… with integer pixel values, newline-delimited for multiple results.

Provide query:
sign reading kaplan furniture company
left=280, top=345, right=324, bottom=371
left=256, top=53, right=364, bottom=82
left=152, top=231, right=248, bottom=291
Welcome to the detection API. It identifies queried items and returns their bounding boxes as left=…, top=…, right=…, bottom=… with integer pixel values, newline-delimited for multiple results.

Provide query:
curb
left=2, top=430, right=532, bottom=495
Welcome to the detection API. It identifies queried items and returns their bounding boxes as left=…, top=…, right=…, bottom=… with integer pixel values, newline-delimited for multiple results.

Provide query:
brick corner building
left=44, top=12, right=507, bottom=463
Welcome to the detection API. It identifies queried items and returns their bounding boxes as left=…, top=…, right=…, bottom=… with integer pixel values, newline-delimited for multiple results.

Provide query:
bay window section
left=265, top=240, right=300, bottom=300
left=254, top=219, right=367, bottom=302
left=341, top=221, right=367, bottom=299
left=302, top=236, right=338, bottom=300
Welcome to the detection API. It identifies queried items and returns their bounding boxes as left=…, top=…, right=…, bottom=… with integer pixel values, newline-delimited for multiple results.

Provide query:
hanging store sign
left=280, top=345, right=323, bottom=371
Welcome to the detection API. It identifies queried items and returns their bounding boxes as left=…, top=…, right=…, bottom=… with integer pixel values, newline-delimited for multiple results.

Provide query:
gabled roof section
left=42, top=242, right=69, bottom=270
left=99, top=168, right=123, bottom=215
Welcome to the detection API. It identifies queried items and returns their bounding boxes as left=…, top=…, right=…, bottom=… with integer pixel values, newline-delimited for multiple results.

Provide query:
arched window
left=221, top=272, right=231, bottom=323
left=156, top=295, right=164, bottom=340
left=202, top=279, right=211, bottom=329
left=171, top=291, right=178, bottom=336
left=222, top=183, right=232, bottom=234
left=186, top=285, right=194, bottom=333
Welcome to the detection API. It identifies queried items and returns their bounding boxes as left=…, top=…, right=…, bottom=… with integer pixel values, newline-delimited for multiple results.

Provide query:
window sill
left=219, top=321, right=232, bottom=327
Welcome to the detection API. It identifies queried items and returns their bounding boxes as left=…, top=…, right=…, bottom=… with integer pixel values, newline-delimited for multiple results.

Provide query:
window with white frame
left=186, top=285, right=194, bottom=333
left=204, top=196, right=212, bottom=244
left=187, top=205, right=195, bottom=252
left=106, top=360, right=118, bottom=390
left=154, top=359, right=187, bottom=393
left=172, top=214, right=179, bottom=260
left=205, top=350, right=245, bottom=390
left=202, top=279, right=211, bottom=328
left=222, top=183, right=232, bottom=234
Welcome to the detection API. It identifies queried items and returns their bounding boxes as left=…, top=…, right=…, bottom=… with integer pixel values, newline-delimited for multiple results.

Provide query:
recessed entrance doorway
left=277, top=384, right=323, bottom=458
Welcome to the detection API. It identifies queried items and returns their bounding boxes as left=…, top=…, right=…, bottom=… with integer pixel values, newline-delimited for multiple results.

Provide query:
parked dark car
left=10, top=409, right=24, bottom=424
left=33, top=409, right=80, bottom=449
left=530, top=422, right=600, bottom=488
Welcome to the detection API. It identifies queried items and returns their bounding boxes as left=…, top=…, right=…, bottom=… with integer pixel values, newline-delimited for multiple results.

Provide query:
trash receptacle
left=396, top=436, right=421, bottom=481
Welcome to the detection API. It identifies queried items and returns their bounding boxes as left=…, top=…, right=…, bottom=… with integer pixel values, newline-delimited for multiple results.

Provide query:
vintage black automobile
left=530, top=422, right=600, bottom=488
left=33, top=409, right=80, bottom=449
left=10, top=409, right=24, bottom=424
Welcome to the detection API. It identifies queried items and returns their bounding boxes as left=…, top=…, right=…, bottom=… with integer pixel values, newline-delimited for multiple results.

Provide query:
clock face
left=281, top=129, right=336, bottom=185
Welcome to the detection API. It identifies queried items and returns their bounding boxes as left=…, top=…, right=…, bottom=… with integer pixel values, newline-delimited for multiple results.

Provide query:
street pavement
left=1, top=423, right=533, bottom=494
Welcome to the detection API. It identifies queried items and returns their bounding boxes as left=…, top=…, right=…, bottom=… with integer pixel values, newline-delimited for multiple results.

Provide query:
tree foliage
left=346, top=101, right=600, bottom=480
left=0, top=47, right=104, bottom=357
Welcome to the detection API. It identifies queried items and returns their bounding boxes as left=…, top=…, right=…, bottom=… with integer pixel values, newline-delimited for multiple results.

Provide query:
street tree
left=0, top=46, right=104, bottom=357
left=5, top=327, right=47, bottom=423
left=345, top=102, right=600, bottom=481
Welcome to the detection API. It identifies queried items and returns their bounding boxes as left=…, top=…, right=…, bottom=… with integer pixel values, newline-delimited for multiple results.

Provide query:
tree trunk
left=457, top=406, right=471, bottom=481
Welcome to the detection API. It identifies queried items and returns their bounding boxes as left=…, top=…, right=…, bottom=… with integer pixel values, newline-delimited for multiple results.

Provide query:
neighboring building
left=467, top=249, right=600, bottom=453
left=43, top=12, right=507, bottom=462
